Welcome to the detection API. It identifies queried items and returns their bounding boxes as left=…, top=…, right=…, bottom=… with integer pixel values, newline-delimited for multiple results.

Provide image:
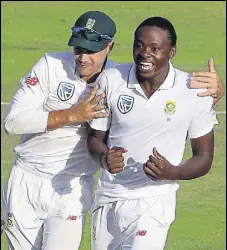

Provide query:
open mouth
left=138, top=62, right=154, bottom=72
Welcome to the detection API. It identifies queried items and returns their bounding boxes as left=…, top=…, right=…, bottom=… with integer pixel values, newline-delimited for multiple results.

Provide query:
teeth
left=141, top=65, right=152, bottom=70
left=140, top=62, right=153, bottom=66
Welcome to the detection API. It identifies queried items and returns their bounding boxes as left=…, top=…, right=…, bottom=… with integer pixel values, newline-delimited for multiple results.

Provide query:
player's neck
left=137, top=65, right=169, bottom=98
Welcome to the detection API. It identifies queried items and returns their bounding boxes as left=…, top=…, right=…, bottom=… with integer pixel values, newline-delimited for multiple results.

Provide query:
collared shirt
left=89, top=62, right=214, bottom=205
left=4, top=51, right=119, bottom=176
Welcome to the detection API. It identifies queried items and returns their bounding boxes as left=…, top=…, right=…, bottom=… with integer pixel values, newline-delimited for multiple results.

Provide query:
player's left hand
left=143, top=147, right=175, bottom=181
left=190, top=58, right=224, bottom=99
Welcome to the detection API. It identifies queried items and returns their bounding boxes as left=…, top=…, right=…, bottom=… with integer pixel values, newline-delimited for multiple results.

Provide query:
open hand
left=190, top=58, right=224, bottom=99
left=71, top=86, right=108, bottom=122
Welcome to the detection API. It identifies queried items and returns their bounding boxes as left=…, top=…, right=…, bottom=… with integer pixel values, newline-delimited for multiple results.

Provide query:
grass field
left=1, top=1, right=226, bottom=250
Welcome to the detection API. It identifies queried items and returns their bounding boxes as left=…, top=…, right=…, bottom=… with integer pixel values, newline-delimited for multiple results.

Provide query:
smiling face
left=133, top=25, right=176, bottom=81
left=74, top=41, right=113, bottom=82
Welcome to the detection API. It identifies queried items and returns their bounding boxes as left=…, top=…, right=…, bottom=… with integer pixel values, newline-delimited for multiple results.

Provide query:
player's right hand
left=70, top=86, right=109, bottom=122
left=106, top=147, right=128, bottom=174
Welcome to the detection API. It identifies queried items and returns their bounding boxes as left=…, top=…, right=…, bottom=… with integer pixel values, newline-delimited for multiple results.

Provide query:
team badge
left=117, top=95, right=134, bottom=114
left=6, top=213, right=13, bottom=228
left=164, top=100, right=176, bottom=115
left=57, top=82, right=75, bottom=101
left=86, top=18, right=96, bottom=29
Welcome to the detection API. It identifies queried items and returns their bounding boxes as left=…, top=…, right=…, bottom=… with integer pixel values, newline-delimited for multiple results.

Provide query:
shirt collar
left=128, top=61, right=176, bottom=90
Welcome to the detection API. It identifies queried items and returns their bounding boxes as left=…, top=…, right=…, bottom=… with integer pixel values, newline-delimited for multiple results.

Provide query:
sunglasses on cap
left=71, top=26, right=113, bottom=42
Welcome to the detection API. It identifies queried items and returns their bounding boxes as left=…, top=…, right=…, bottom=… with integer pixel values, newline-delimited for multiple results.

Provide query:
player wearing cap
left=3, top=11, right=118, bottom=250
left=88, top=17, right=216, bottom=250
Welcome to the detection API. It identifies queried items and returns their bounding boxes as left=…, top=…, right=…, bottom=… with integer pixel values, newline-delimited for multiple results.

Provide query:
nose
left=78, top=53, right=89, bottom=63
left=140, top=47, right=152, bottom=58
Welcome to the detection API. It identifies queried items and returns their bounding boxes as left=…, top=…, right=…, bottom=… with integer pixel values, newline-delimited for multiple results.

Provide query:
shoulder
left=174, top=67, right=201, bottom=94
left=103, top=63, right=133, bottom=79
left=44, top=51, right=74, bottom=65
left=28, top=51, right=72, bottom=72
left=104, top=60, right=120, bottom=69
left=96, top=63, right=132, bottom=91
left=174, top=66, right=213, bottom=105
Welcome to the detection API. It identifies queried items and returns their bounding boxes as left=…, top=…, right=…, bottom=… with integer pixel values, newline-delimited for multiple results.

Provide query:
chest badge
left=164, top=100, right=176, bottom=121
left=117, top=95, right=134, bottom=114
left=57, top=82, right=75, bottom=101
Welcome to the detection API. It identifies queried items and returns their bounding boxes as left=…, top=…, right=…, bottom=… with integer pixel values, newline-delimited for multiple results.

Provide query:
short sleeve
left=188, top=95, right=214, bottom=139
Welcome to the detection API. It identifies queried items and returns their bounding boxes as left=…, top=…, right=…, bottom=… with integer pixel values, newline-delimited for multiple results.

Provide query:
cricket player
left=87, top=17, right=218, bottom=250
left=2, top=10, right=224, bottom=250
left=3, top=11, right=118, bottom=250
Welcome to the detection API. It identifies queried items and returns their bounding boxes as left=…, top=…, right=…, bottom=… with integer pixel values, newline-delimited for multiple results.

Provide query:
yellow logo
left=86, top=18, right=96, bottom=30
left=165, top=100, right=176, bottom=115
left=6, top=213, right=13, bottom=227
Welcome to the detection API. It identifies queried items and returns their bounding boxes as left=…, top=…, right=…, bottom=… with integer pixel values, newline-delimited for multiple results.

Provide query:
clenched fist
left=144, top=147, right=175, bottom=180
left=105, top=147, right=128, bottom=174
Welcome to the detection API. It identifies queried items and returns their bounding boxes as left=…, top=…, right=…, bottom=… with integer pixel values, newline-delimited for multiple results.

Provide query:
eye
left=134, top=43, right=143, bottom=49
left=151, top=47, right=160, bottom=53
left=74, top=47, right=81, bottom=54
left=74, top=47, right=95, bottom=55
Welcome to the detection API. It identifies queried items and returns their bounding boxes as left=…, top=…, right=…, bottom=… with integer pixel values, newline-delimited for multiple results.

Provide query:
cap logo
left=86, top=18, right=96, bottom=29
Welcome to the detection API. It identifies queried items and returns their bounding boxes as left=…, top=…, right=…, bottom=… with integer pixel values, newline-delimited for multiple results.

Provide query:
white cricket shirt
left=4, top=51, right=119, bottom=176
left=89, top=62, right=214, bottom=204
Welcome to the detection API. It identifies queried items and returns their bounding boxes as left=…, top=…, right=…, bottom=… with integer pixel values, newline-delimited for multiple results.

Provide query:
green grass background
left=1, top=1, right=226, bottom=250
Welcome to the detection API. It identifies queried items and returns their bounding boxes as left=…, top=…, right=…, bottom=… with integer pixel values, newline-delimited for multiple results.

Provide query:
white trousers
left=92, top=192, right=177, bottom=250
left=2, top=163, right=94, bottom=250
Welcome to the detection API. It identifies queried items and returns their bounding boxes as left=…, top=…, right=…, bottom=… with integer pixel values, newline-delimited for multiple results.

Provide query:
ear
left=107, top=41, right=114, bottom=54
left=169, top=46, right=176, bottom=59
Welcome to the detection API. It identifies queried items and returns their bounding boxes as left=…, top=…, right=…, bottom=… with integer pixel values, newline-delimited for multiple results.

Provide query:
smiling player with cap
left=3, top=10, right=118, bottom=250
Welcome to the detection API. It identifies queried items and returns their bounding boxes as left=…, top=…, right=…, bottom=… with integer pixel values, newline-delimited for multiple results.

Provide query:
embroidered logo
left=25, top=76, right=39, bottom=86
left=164, top=100, right=176, bottom=115
left=57, top=82, right=75, bottom=101
left=117, top=95, right=134, bottom=114
left=86, top=18, right=96, bottom=29
left=6, top=213, right=13, bottom=228
left=135, top=230, right=147, bottom=236
left=67, top=215, right=77, bottom=220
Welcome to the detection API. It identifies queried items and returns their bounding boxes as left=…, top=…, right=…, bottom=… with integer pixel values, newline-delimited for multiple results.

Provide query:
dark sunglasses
left=71, top=26, right=113, bottom=42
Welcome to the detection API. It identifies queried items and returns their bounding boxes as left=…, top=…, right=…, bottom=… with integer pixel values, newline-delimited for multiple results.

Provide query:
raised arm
left=47, top=87, right=108, bottom=131
left=4, top=56, right=108, bottom=135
